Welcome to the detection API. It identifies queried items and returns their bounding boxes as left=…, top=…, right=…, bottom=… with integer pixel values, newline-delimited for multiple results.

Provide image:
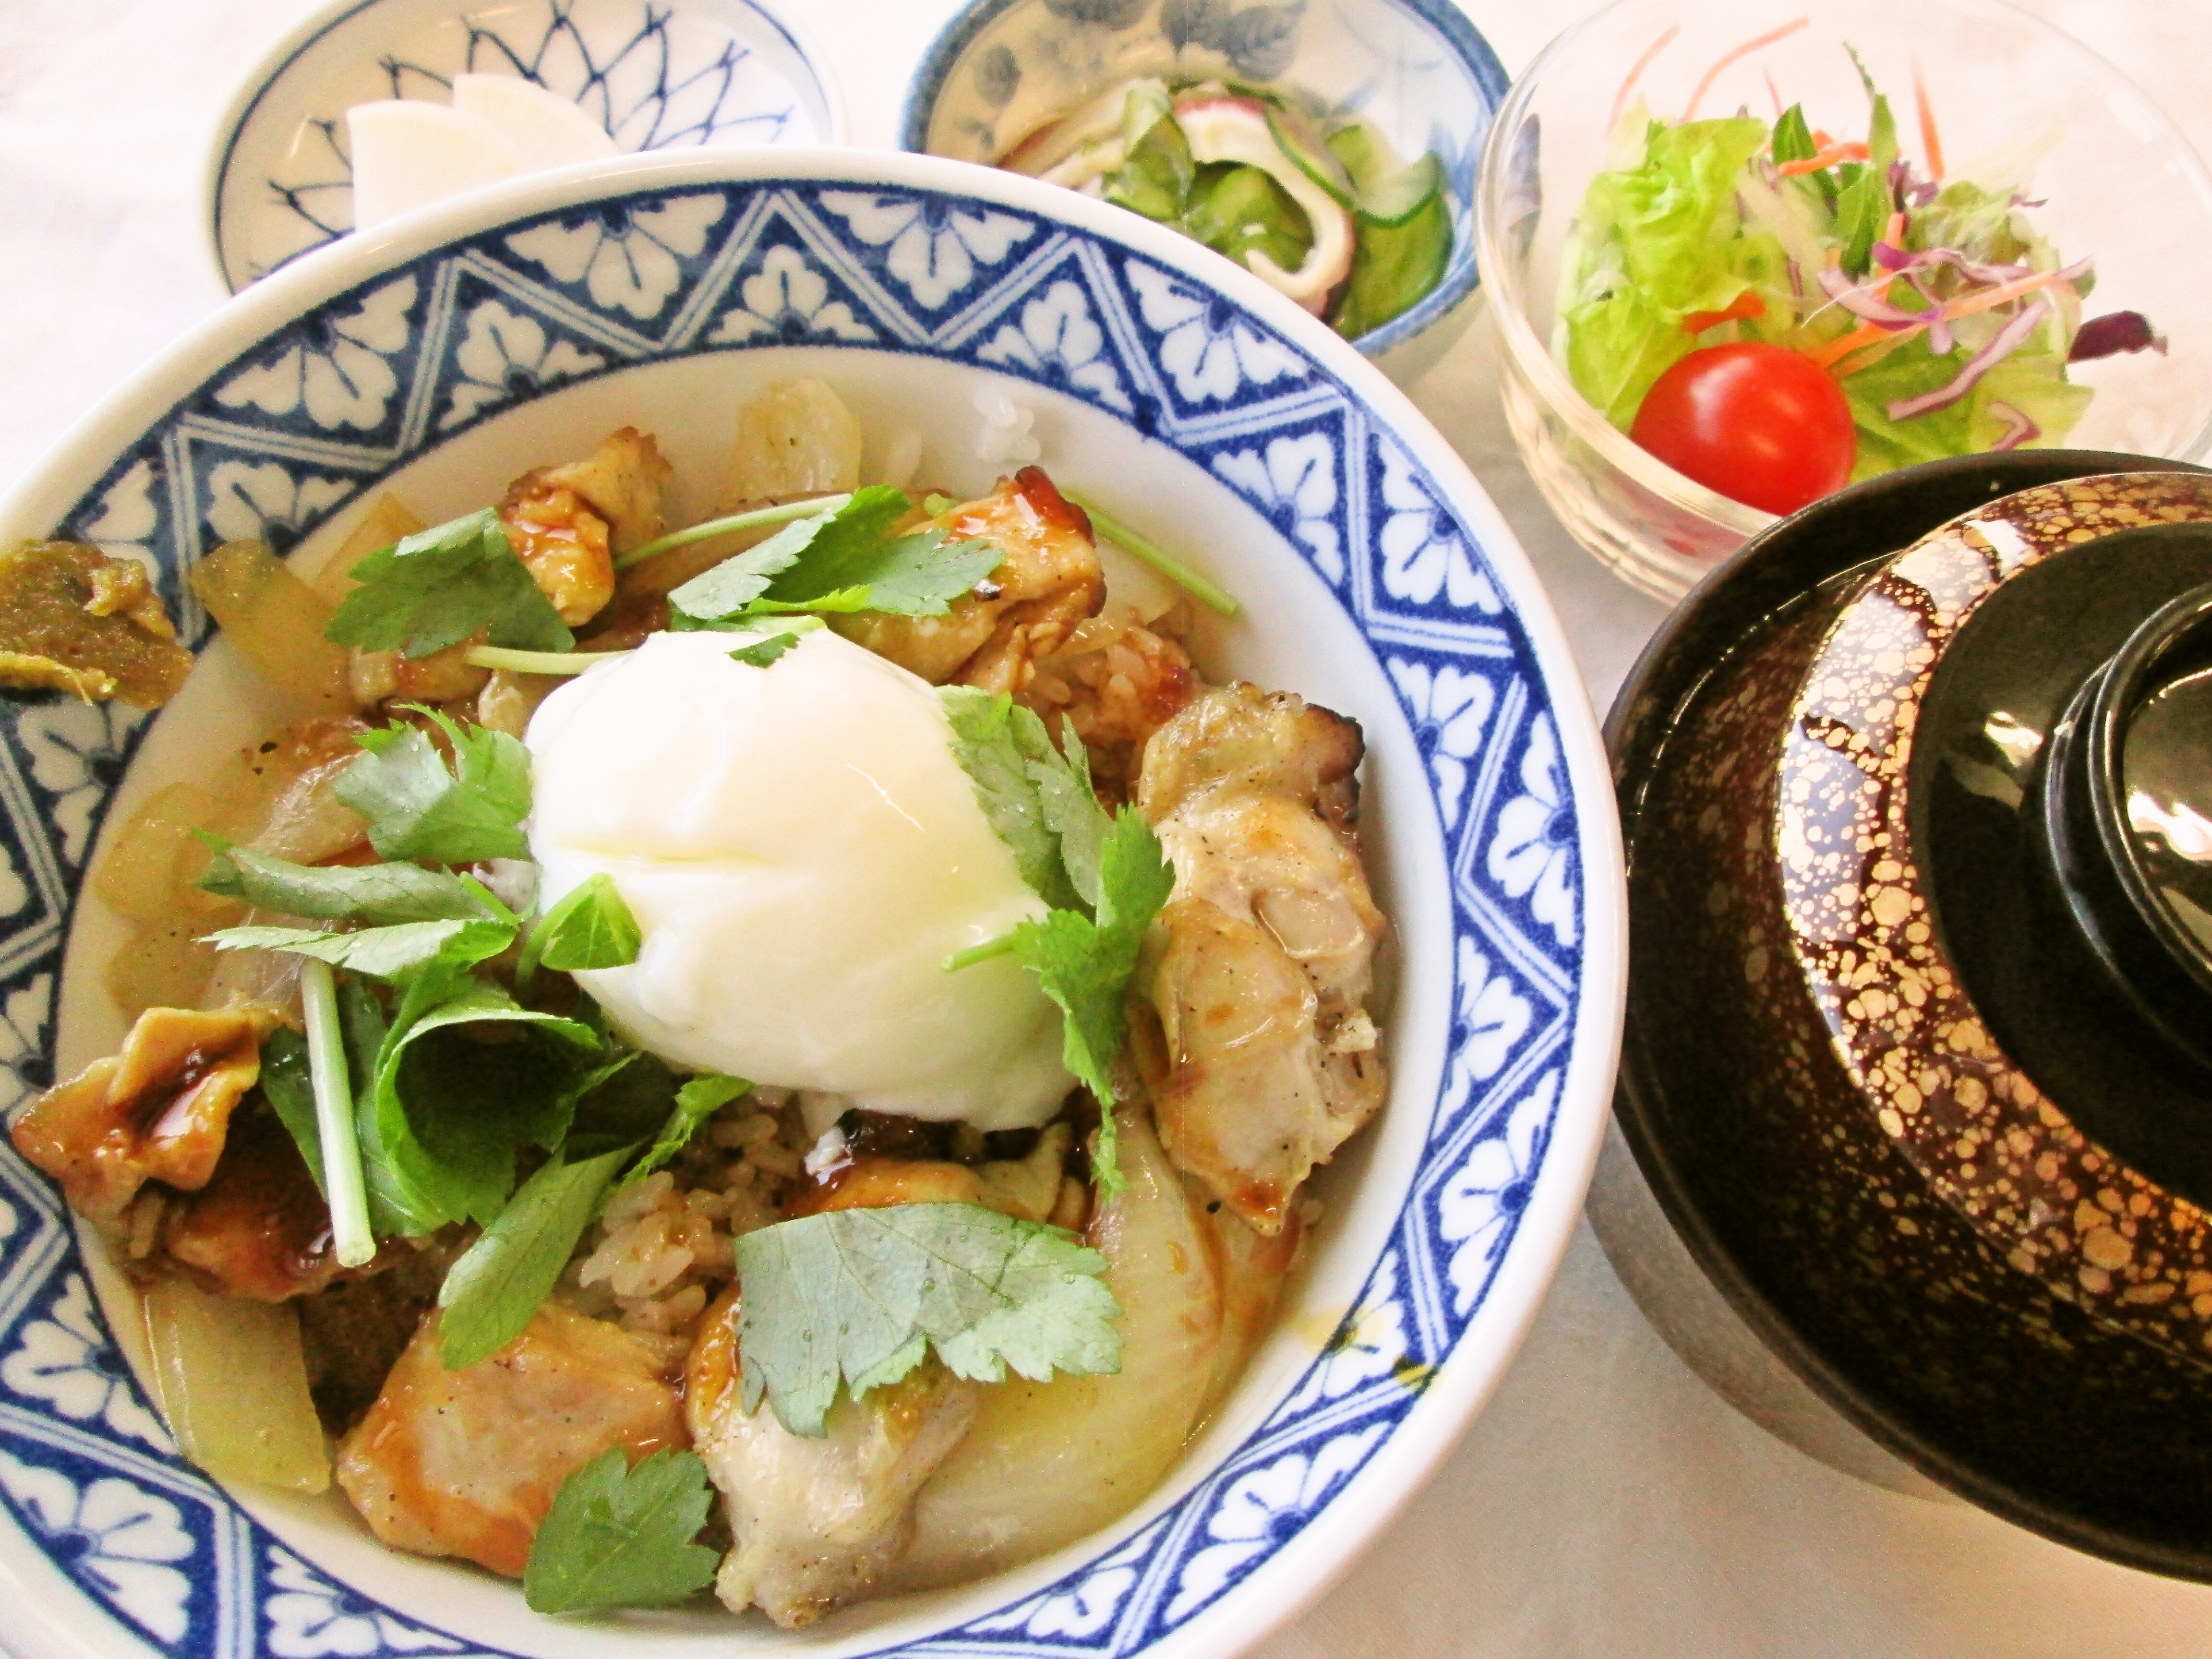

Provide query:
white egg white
left=526, top=628, right=1073, bottom=1129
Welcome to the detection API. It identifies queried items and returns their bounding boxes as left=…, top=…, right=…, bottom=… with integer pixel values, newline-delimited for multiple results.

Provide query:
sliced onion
left=1815, top=266, right=1923, bottom=327
left=1887, top=298, right=2052, bottom=421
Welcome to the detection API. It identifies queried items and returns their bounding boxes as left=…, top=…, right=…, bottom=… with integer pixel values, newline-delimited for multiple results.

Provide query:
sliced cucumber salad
left=999, top=77, right=1452, bottom=341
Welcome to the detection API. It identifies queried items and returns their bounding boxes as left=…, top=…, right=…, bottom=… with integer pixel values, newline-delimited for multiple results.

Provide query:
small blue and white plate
left=901, top=0, right=1509, bottom=380
left=0, top=148, right=1621, bottom=1659
left=207, top=0, right=844, bottom=293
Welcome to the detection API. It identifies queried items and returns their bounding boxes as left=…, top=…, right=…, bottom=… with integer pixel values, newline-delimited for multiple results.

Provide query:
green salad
left=1556, top=52, right=2164, bottom=511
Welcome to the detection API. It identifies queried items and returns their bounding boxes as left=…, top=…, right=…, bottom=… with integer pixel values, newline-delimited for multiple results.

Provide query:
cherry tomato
left=1630, top=342, right=1856, bottom=516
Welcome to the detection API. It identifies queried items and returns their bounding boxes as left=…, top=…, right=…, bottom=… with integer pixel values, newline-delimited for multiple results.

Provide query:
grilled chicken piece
left=336, top=1304, right=686, bottom=1578
left=349, top=639, right=489, bottom=710
left=786, top=1123, right=1072, bottom=1225
left=160, top=1105, right=349, bottom=1301
left=837, top=467, right=1104, bottom=693
left=12, top=1003, right=283, bottom=1231
left=686, top=1287, right=978, bottom=1629
left=498, top=428, right=671, bottom=628
left=1136, top=684, right=1387, bottom=1234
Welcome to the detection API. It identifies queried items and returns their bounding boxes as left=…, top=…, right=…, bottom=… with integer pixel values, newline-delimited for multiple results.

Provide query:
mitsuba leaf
left=524, top=1447, right=720, bottom=1614
left=670, top=487, right=1003, bottom=625
left=197, top=842, right=515, bottom=928
left=339, top=705, right=531, bottom=864
left=1008, top=808, right=1175, bottom=1192
left=259, top=1027, right=325, bottom=1197
left=939, top=687, right=1100, bottom=911
left=728, top=634, right=796, bottom=668
left=733, top=1202, right=1122, bottom=1438
left=438, top=1145, right=634, bottom=1370
left=206, top=918, right=514, bottom=980
left=372, top=967, right=605, bottom=1228
left=625, top=1073, right=752, bottom=1187
left=564, top=1050, right=679, bottom=1161
left=326, top=508, right=573, bottom=659
left=517, top=873, right=642, bottom=991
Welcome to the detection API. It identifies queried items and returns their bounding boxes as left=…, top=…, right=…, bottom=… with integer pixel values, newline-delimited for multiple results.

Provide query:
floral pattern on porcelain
left=902, top=0, right=1510, bottom=358
left=0, top=173, right=1595, bottom=1659
left=211, top=0, right=841, bottom=291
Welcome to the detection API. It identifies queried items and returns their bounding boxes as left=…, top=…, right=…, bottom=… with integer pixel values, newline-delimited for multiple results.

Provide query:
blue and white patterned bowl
left=0, top=147, right=1621, bottom=1659
left=207, top=0, right=843, bottom=293
left=900, top=0, right=1507, bottom=384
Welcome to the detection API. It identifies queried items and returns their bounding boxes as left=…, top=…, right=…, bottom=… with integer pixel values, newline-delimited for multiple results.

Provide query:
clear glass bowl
left=1475, top=0, right=2212, bottom=602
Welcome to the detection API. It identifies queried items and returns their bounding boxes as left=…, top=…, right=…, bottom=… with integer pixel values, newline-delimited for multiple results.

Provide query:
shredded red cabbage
left=1988, top=401, right=2040, bottom=450
left=1886, top=299, right=2052, bottom=421
left=1816, top=266, right=1923, bottom=327
left=2069, top=311, right=2168, bottom=363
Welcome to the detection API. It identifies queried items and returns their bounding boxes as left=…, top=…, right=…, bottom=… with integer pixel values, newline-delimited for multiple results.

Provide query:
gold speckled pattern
left=1780, top=474, right=2212, bottom=1356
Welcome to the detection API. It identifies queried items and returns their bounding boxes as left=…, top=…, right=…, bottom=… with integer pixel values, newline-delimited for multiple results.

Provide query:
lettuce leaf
left=1559, top=117, right=1790, bottom=427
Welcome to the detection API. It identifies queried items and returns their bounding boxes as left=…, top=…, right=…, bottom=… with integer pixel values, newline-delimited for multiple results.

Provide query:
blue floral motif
left=16, top=699, right=141, bottom=866
left=1388, top=656, right=1494, bottom=830
left=216, top=277, right=417, bottom=431
left=0, top=974, right=51, bottom=1118
left=204, top=460, right=354, bottom=555
left=1213, top=433, right=1343, bottom=584
left=1279, top=1252, right=1410, bottom=1416
left=977, top=278, right=1132, bottom=410
left=79, top=459, right=161, bottom=570
left=709, top=244, right=876, bottom=345
left=1487, top=713, right=1578, bottom=950
left=505, top=194, right=727, bottom=322
left=0, top=1451, right=193, bottom=1643
left=0, top=174, right=1590, bottom=1659
left=264, top=1546, right=464, bottom=1657
left=968, top=1527, right=1154, bottom=1642
left=1126, top=260, right=1304, bottom=404
left=441, top=300, right=609, bottom=429
left=1378, top=438, right=1499, bottom=612
left=1163, top=1422, right=1387, bottom=1623
left=1439, top=1070, right=1557, bottom=1315
left=3, top=1275, right=172, bottom=1450
left=817, top=191, right=1034, bottom=309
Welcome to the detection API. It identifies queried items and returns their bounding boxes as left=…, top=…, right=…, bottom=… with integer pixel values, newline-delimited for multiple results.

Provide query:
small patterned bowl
left=899, top=0, right=1508, bottom=383
left=1611, top=447, right=2212, bottom=1576
left=0, top=147, right=1620, bottom=1659
left=206, top=0, right=844, bottom=292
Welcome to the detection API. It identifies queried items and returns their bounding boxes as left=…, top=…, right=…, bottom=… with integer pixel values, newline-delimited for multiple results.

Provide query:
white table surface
left=6, top=0, right=2212, bottom=1652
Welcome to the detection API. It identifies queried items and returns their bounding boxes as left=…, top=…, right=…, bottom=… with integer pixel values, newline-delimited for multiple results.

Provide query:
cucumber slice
left=1264, top=103, right=1355, bottom=209
left=1333, top=185, right=1451, bottom=339
left=1183, top=162, right=1315, bottom=275
left=1325, top=121, right=1389, bottom=196
left=1359, top=152, right=1444, bottom=228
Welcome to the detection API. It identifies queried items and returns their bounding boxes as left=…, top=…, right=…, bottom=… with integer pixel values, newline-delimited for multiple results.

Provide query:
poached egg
left=526, top=628, right=1073, bottom=1130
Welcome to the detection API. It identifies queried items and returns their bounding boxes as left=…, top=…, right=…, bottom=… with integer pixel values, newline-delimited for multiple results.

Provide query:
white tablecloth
left=5, top=0, right=2212, bottom=1652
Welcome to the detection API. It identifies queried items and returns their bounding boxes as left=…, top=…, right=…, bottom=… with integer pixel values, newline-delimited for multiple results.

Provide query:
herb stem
left=300, top=960, right=376, bottom=1269
left=1064, top=488, right=1241, bottom=617
left=944, top=933, right=1018, bottom=971
left=617, top=494, right=852, bottom=569
left=465, top=646, right=631, bottom=675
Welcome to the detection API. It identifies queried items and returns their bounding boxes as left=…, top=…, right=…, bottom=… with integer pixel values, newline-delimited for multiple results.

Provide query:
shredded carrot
left=1778, top=140, right=1870, bottom=176
left=1683, top=17, right=1810, bottom=121
left=1912, top=56, right=1946, bottom=181
left=1609, top=24, right=1682, bottom=136
left=1884, top=212, right=1905, bottom=247
left=1683, top=292, right=1768, bottom=335
left=1812, top=128, right=1835, bottom=149
left=1763, top=68, right=1783, bottom=118
left=1810, top=267, right=2078, bottom=369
